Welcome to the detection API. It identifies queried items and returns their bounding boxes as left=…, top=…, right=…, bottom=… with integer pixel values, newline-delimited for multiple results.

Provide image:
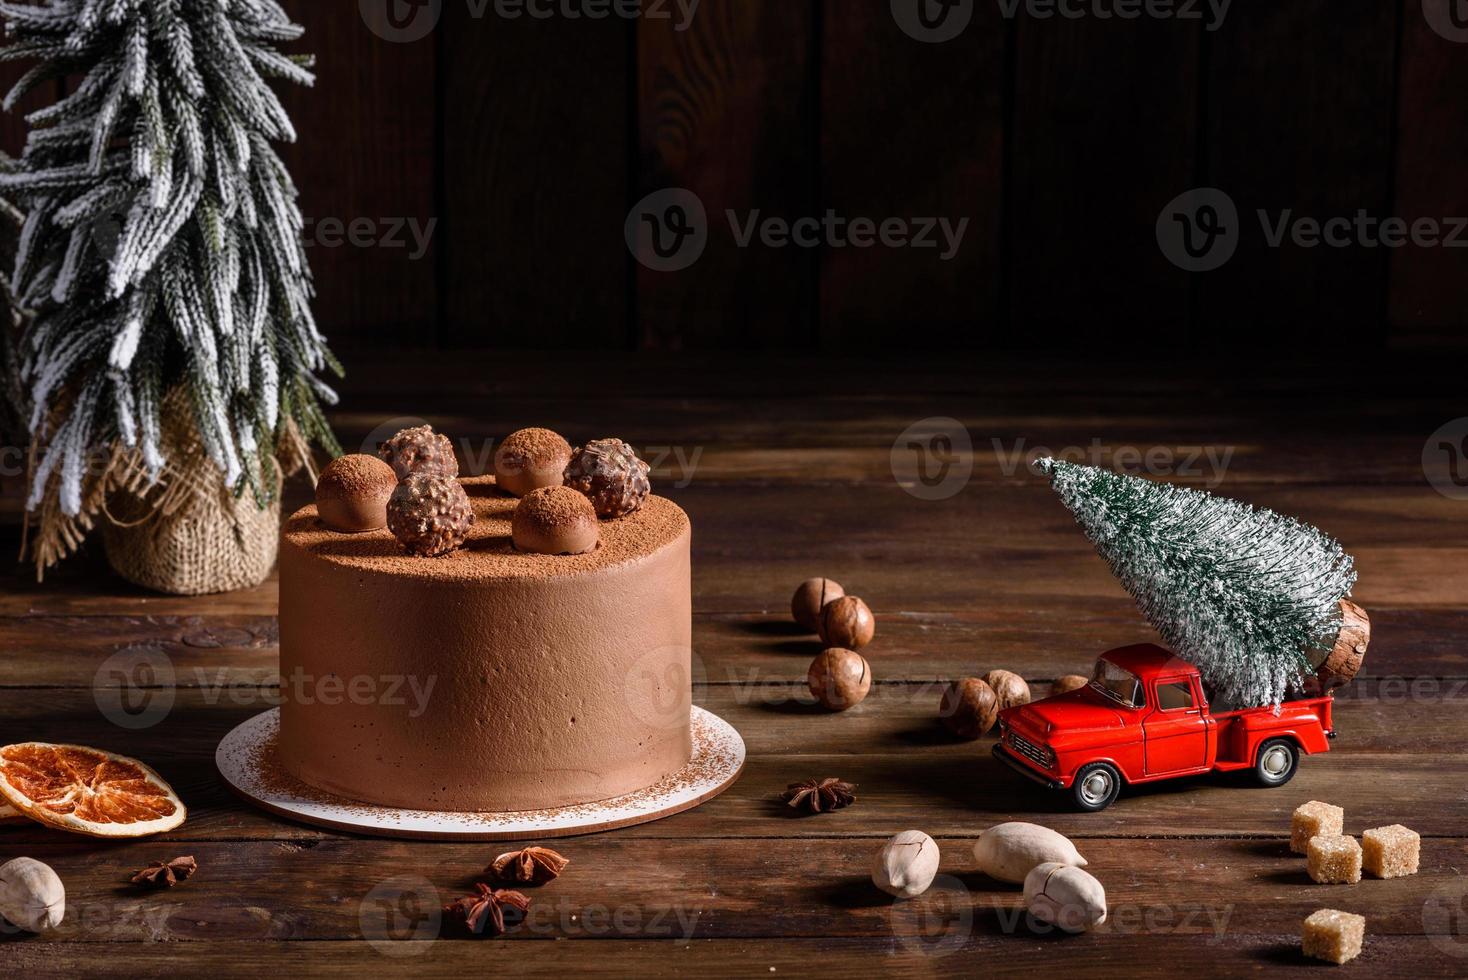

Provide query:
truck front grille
left=1009, top=732, right=1053, bottom=769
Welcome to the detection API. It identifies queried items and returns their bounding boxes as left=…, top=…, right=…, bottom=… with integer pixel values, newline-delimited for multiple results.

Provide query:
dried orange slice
left=0, top=743, right=185, bottom=837
left=0, top=801, right=28, bottom=825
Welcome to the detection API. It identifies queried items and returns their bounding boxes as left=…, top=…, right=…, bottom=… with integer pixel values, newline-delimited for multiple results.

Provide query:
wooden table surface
left=2, top=355, right=1465, bottom=977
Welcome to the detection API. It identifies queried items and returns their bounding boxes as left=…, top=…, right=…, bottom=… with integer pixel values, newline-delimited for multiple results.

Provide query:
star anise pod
left=129, top=855, right=198, bottom=888
left=443, top=883, right=531, bottom=936
left=487, top=845, right=570, bottom=884
left=783, top=777, right=857, bottom=813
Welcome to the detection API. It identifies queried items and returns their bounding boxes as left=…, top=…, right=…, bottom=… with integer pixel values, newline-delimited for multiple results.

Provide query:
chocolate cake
left=277, top=474, right=693, bottom=812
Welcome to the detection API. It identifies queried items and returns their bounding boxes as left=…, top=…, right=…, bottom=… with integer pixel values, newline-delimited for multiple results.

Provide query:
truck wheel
left=1254, top=738, right=1299, bottom=787
left=1071, top=762, right=1122, bottom=812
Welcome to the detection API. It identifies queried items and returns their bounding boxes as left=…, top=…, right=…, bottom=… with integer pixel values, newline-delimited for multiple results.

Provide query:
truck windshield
left=1090, top=659, right=1145, bottom=708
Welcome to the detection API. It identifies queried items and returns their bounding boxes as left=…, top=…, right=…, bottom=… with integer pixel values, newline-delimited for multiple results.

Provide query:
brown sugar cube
left=1307, top=835, right=1362, bottom=885
left=1291, top=800, right=1344, bottom=854
left=1302, top=909, right=1365, bottom=965
left=1362, top=825, right=1420, bottom=879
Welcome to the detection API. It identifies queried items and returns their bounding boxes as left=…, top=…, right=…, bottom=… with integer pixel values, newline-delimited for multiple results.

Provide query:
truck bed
left=1210, top=695, right=1335, bottom=770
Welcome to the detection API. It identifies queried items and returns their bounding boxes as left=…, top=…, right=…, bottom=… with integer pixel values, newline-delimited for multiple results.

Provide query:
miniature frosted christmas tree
left=1036, top=458, right=1361, bottom=709
left=0, top=0, right=339, bottom=578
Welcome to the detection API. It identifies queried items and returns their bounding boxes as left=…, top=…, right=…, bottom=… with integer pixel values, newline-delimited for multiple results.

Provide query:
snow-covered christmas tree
left=1037, top=457, right=1358, bottom=709
left=0, top=0, right=339, bottom=580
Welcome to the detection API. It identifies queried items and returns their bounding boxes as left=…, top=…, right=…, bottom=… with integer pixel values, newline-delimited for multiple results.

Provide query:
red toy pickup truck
left=993, top=644, right=1336, bottom=811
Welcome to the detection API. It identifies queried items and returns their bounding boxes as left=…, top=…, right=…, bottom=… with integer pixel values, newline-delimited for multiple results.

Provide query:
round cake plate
left=216, top=706, right=744, bottom=840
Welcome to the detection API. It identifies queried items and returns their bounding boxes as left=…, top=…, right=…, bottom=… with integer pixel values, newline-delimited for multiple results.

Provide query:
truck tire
left=1071, top=762, right=1122, bottom=811
left=1253, top=738, right=1299, bottom=787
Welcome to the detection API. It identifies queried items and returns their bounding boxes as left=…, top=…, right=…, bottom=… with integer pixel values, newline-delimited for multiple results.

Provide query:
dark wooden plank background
left=10, top=3, right=1456, bottom=350
left=1, top=356, right=1465, bottom=975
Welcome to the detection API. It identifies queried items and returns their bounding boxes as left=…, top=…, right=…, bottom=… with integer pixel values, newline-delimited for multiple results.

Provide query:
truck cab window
left=1157, top=681, right=1194, bottom=710
left=1090, top=659, right=1145, bottom=709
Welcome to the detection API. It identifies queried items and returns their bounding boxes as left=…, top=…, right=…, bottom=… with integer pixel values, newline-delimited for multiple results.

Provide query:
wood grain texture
left=2, top=685, right=1465, bottom=844
left=1008, top=15, right=1198, bottom=343
left=438, top=5, right=629, bottom=348
left=276, top=0, right=438, bottom=341
left=636, top=0, right=816, bottom=348
left=1, top=362, right=1463, bottom=975
left=5, top=479, right=1466, bottom=615
left=3, top=936, right=1453, bottom=977
left=3, top=603, right=1462, bottom=688
left=7, top=836, right=1465, bottom=941
left=1388, top=0, right=1468, bottom=343
left=819, top=3, right=1004, bottom=347
left=1198, top=0, right=1398, bottom=344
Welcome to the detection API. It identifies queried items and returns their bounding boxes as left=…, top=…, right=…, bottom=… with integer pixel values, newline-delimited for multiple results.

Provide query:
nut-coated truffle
left=512, top=485, right=600, bottom=556
left=563, top=438, right=651, bottom=518
left=387, top=474, right=473, bottom=557
left=819, top=595, right=875, bottom=650
left=791, top=577, right=845, bottom=632
left=807, top=648, right=872, bottom=711
left=494, top=427, right=573, bottom=498
left=315, top=454, right=396, bottom=533
left=378, top=424, right=458, bottom=481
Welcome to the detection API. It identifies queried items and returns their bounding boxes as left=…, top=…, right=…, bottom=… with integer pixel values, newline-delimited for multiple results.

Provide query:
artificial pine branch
left=1036, top=457, right=1357, bottom=709
left=0, top=0, right=340, bottom=571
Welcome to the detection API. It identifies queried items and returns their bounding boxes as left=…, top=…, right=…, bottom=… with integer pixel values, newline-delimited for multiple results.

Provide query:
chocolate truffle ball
left=807, top=648, right=871, bottom=711
left=939, top=678, right=999, bottom=739
left=983, top=669, right=1032, bottom=711
left=494, top=427, right=573, bottom=498
left=387, top=474, right=473, bottom=557
left=512, top=485, right=599, bottom=556
left=819, top=595, right=875, bottom=650
left=563, top=438, right=651, bottom=518
left=315, top=454, right=396, bottom=533
left=378, top=424, right=458, bottom=481
left=791, top=577, right=845, bottom=632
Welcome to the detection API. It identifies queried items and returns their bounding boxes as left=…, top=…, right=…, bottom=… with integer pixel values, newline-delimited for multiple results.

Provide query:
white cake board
left=216, top=706, right=744, bottom=840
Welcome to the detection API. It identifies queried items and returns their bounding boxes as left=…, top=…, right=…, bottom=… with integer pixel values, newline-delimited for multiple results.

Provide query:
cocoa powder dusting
left=316, top=454, right=395, bottom=502
left=288, top=475, right=687, bottom=581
